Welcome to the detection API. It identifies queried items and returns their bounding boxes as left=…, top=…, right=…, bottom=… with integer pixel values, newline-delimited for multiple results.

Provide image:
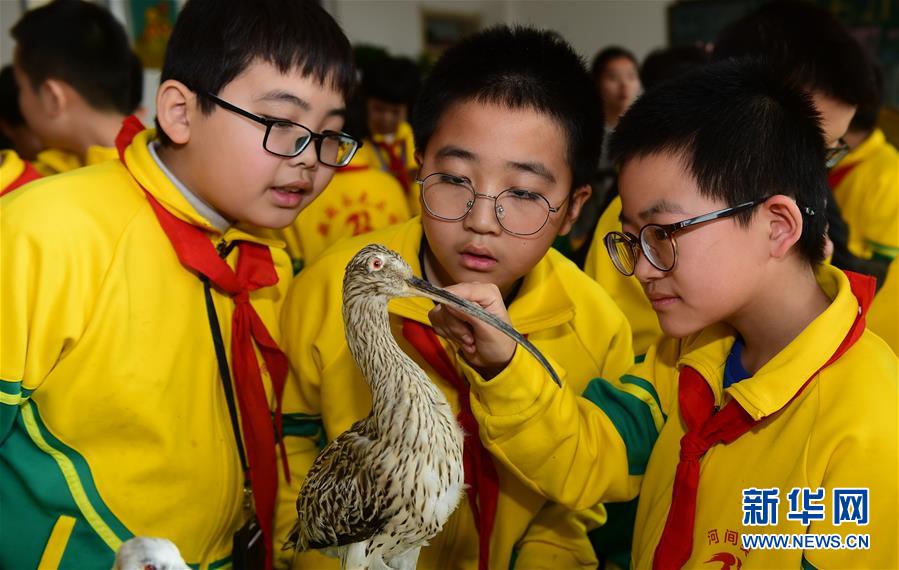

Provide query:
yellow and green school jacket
left=585, top=195, right=663, bottom=356
left=830, top=129, right=899, bottom=261
left=263, top=149, right=410, bottom=275
left=32, top=145, right=119, bottom=176
left=0, top=129, right=294, bottom=569
left=362, top=121, right=421, bottom=215
left=466, top=264, right=898, bottom=569
left=869, top=259, right=898, bottom=354
left=276, top=217, right=635, bottom=569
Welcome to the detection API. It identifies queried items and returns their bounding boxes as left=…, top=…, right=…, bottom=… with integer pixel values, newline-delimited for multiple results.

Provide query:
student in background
left=561, top=46, right=642, bottom=264
left=0, top=0, right=357, bottom=567
left=11, top=0, right=143, bottom=176
left=827, top=63, right=898, bottom=280
left=713, top=0, right=881, bottom=282
left=593, top=46, right=641, bottom=173
left=279, top=27, right=634, bottom=570
left=360, top=55, right=422, bottom=212
left=828, top=64, right=899, bottom=356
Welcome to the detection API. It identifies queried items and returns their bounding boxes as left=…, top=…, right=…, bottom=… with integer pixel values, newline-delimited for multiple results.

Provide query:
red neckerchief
left=0, top=159, right=41, bottom=197
left=827, top=161, right=860, bottom=189
left=116, top=116, right=290, bottom=569
left=374, top=138, right=412, bottom=195
left=401, top=318, right=499, bottom=570
left=652, top=271, right=875, bottom=570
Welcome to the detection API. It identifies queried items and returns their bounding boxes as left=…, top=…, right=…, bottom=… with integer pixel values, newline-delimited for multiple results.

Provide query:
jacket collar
left=678, top=264, right=866, bottom=420
left=840, top=128, right=887, bottom=166
left=0, top=149, right=25, bottom=182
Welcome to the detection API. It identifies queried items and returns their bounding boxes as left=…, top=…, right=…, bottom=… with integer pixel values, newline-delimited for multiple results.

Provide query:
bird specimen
left=285, top=244, right=560, bottom=569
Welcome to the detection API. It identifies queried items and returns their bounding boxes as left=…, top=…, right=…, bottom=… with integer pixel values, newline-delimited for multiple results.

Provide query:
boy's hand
left=427, top=282, right=516, bottom=379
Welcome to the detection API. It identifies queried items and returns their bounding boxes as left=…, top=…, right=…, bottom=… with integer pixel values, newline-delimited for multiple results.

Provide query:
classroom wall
left=325, top=0, right=673, bottom=63
left=2, top=0, right=672, bottom=121
left=324, top=0, right=509, bottom=60
left=0, top=1, right=22, bottom=66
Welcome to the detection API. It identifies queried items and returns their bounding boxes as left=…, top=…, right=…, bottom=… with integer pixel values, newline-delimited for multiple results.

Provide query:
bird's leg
left=340, top=541, right=373, bottom=570
left=386, top=546, right=422, bottom=570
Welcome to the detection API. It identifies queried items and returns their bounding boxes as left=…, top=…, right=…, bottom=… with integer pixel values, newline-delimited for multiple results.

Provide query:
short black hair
left=362, top=56, right=421, bottom=106
left=849, top=62, right=883, bottom=133
left=158, top=0, right=355, bottom=145
left=0, top=66, right=25, bottom=127
left=641, top=44, right=709, bottom=91
left=610, top=58, right=829, bottom=265
left=12, top=0, right=141, bottom=116
left=591, top=46, right=639, bottom=81
left=411, top=26, right=602, bottom=189
left=713, top=0, right=877, bottom=108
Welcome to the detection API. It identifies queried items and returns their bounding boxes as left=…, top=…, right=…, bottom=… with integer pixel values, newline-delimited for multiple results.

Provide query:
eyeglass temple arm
left=667, top=200, right=762, bottom=232
left=205, top=93, right=269, bottom=125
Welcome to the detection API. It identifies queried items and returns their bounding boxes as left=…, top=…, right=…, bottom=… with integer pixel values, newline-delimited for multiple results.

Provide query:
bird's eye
left=370, top=257, right=383, bottom=271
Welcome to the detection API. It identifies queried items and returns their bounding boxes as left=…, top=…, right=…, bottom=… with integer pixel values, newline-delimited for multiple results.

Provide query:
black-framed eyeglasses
left=204, top=92, right=361, bottom=167
left=825, top=138, right=850, bottom=169
left=416, top=172, right=568, bottom=236
left=604, top=197, right=777, bottom=276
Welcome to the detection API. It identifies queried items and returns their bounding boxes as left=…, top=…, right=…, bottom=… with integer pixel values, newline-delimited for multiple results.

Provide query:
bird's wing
left=288, top=419, right=393, bottom=551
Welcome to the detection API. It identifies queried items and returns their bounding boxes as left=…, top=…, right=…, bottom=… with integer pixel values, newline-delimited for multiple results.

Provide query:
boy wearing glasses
left=0, top=0, right=358, bottom=568
left=432, top=58, right=898, bottom=569
left=279, top=27, right=634, bottom=570
left=585, top=0, right=881, bottom=360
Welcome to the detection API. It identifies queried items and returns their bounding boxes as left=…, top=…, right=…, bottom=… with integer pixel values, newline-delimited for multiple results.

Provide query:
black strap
left=202, top=274, right=250, bottom=475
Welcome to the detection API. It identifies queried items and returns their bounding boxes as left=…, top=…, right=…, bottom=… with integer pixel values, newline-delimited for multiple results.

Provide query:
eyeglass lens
left=420, top=174, right=553, bottom=235
left=264, top=123, right=357, bottom=166
left=605, top=226, right=677, bottom=275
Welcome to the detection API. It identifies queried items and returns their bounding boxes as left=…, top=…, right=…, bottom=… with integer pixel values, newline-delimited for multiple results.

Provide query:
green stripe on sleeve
left=582, top=377, right=660, bottom=475
left=0, top=379, right=32, bottom=403
left=620, top=375, right=667, bottom=425
left=801, top=555, right=819, bottom=570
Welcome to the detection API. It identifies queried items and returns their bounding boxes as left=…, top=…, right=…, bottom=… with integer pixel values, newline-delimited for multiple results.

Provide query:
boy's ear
left=557, top=184, right=592, bottom=236
left=156, top=79, right=195, bottom=145
left=39, top=79, right=68, bottom=118
left=413, top=150, right=423, bottom=168
left=763, top=195, right=803, bottom=259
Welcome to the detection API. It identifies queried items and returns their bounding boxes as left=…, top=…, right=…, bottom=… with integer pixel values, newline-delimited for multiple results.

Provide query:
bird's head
left=343, top=244, right=416, bottom=300
left=343, top=243, right=562, bottom=385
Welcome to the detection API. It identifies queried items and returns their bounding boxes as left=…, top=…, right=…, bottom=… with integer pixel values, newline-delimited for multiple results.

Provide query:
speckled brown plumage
left=285, top=245, right=465, bottom=570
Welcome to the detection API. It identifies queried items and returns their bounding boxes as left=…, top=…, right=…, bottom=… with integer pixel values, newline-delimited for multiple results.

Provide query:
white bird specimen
left=284, top=244, right=560, bottom=569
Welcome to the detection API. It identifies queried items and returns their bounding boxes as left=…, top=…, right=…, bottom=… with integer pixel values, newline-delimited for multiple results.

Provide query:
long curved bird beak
left=404, top=276, right=561, bottom=387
